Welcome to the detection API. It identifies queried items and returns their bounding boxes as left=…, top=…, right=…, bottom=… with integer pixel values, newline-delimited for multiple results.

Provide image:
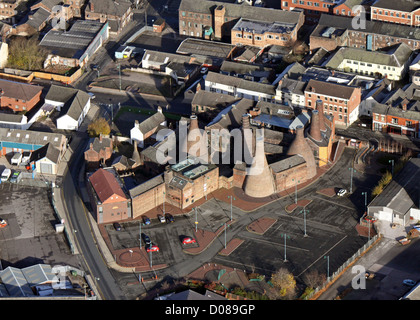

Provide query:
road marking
left=297, top=235, right=348, bottom=277
left=214, top=256, right=277, bottom=274
left=311, top=195, right=355, bottom=210
left=240, top=234, right=310, bottom=252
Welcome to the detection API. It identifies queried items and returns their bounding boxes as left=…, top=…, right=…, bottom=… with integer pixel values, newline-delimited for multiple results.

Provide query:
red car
left=146, top=245, right=159, bottom=252
left=182, top=237, right=196, bottom=245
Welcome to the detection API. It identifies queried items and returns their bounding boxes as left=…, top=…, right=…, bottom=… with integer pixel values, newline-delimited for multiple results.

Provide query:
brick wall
left=273, top=163, right=308, bottom=192
left=0, top=91, right=41, bottom=113
left=131, top=183, right=165, bottom=219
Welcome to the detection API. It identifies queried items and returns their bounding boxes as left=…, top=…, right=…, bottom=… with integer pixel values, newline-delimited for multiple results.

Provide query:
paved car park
left=0, top=182, right=81, bottom=269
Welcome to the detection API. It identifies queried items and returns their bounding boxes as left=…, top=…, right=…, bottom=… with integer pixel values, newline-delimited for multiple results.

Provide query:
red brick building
left=0, top=79, right=42, bottom=113
left=371, top=0, right=420, bottom=26
left=305, top=79, right=362, bottom=127
left=179, top=0, right=303, bottom=42
left=84, top=135, right=113, bottom=169
left=87, top=167, right=131, bottom=224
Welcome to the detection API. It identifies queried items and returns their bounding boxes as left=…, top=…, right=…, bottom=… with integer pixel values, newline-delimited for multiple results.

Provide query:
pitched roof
left=305, top=79, right=359, bottom=100
left=134, top=111, right=166, bottom=134
left=87, top=0, right=132, bottom=16
left=0, top=79, right=42, bottom=101
left=30, top=143, right=61, bottom=164
left=314, top=13, right=420, bottom=41
left=129, top=174, right=164, bottom=198
left=46, top=85, right=91, bottom=121
left=371, top=0, right=420, bottom=11
left=0, top=128, right=65, bottom=149
left=89, top=168, right=127, bottom=203
left=369, top=158, right=420, bottom=216
left=325, top=43, right=412, bottom=68
left=191, top=90, right=240, bottom=108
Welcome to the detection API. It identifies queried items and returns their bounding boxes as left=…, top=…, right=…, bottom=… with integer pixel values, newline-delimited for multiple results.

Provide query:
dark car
left=143, top=216, right=151, bottom=225
left=113, top=222, right=122, bottom=231
left=165, top=213, right=175, bottom=223
left=142, top=233, right=151, bottom=246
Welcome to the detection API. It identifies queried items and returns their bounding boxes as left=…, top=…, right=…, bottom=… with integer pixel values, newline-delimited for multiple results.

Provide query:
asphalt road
left=63, top=135, right=126, bottom=300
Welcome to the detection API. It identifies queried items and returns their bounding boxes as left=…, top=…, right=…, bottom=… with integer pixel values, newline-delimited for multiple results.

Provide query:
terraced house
left=178, top=0, right=304, bottom=45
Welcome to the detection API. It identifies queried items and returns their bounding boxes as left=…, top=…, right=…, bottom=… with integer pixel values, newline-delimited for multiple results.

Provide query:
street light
left=292, top=178, right=300, bottom=204
left=139, top=220, right=142, bottom=249
left=324, top=255, right=330, bottom=279
left=228, top=195, right=235, bottom=221
left=299, top=208, right=309, bottom=237
left=117, top=63, right=122, bottom=91
left=389, top=159, right=394, bottom=176
left=195, top=207, right=198, bottom=232
left=361, top=191, right=368, bottom=213
left=221, top=222, right=230, bottom=249
left=349, top=167, right=356, bottom=194
left=163, top=191, right=166, bottom=216
left=280, top=233, right=290, bottom=262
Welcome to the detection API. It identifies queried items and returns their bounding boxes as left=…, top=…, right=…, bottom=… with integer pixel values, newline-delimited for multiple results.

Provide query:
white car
left=158, top=214, right=166, bottom=223
left=337, top=189, right=347, bottom=197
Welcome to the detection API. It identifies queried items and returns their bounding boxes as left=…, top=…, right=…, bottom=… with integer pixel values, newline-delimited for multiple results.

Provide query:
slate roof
left=269, top=154, right=305, bottom=173
left=179, top=0, right=302, bottom=24
left=325, top=43, right=413, bottom=68
left=30, top=143, right=61, bottom=164
left=87, top=0, right=132, bottom=16
left=371, top=0, right=420, bottom=11
left=313, top=14, right=420, bottom=42
left=191, top=90, right=240, bottom=108
left=305, top=79, right=359, bottom=100
left=129, top=173, right=164, bottom=198
left=46, top=85, right=91, bottom=121
left=27, top=7, right=51, bottom=30
left=369, top=158, right=420, bottom=216
left=0, top=79, right=42, bottom=101
left=206, top=71, right=276, bottom=95
left=134, top=111, right=166, bottom=134
left=89, top=168, right=128, bottom=203
left=157, top=289, right=226, bottom=300
left=86, top=135, right=113, bottom=153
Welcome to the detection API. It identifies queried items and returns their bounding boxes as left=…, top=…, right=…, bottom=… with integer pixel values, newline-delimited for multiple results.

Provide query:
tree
left=7, top=36, right=48, bottom=71
left=270, top=268, right=297, bottom=299
left=303, top=270, right=326, bottom=289
left=87, top=117, right=111, bottom=137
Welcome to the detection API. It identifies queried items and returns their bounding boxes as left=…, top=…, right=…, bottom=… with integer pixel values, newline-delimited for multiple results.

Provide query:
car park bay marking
left=240, top=234, right=310, bottom=252
left=312, top=195, right=355, bottom=210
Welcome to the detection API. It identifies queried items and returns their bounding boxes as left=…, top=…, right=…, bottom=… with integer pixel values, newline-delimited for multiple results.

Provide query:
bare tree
left=302, top=270, right=326, bottom=289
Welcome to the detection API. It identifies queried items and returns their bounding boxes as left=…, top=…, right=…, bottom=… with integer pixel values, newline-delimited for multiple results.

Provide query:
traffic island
left=317, top=188, right=337, bottom=197
left=285, top=199, right=312, bottom=213
left=246, top=217, right=277, bottom=235
left=218, top=238, right=244, bottom=256
left=183, top=220, right=236, bottom=255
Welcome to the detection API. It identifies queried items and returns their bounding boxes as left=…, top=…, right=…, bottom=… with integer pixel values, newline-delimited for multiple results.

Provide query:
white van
left=1, top=168, right=11, bottom=182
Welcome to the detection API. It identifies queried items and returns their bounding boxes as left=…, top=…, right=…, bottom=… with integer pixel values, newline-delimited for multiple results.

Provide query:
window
left=236, top=33, right=242, bottom=38
left=283, top=1, right=288, bottom=6
left=406, top=121, right=413, bottom=128
left=391, top=118, right=398, bottom=124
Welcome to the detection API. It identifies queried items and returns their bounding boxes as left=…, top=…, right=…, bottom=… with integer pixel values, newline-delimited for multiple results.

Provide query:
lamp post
left=194, top=207, right=199, bottom=232
left=139, top=220, right=141, bottom=249
left=280, top=233, right=290, bottom=262
left=362, top=191, right=368, bottom=213
left=389, top=159, right=394, bottom=176
left=324, top=255, right=330, bottom=280
left=349, top=167, right=356, bottom=194
left=117, top=63, right=122, bottom=91
left=299, top=208, right=309, bottom=237
left=163, top=191, right=166, bottom=216
left=292, top=178, right=300, bottom=204
left=228, top=195, right=235, bottom=221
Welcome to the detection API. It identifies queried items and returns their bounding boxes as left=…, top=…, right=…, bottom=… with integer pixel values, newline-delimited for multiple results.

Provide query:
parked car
left=11, top=152, right=22, bottom=166
left=21, top=151, right=31, bottom=165
left=1, top=168, right=11, bottom=182
left=200, top=67, right=208, bottom=74
left=165, top=213, right=174, bottom=223
left=182, top=236, right=196, bottom=245
left=141, top=233, right=151, bottom=247
left=113, top=222, right=122, bottom=231
left=9, top=171, right=22, bottom=183
left=337, top=189, right=347, bottom=197
left=158, top=214, right=166, bottom=223
left=146, top=244, right=159, bottom=252
left=0, top=219, right=7, bottom=228
left=143, top=216, right=151, bottom=225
